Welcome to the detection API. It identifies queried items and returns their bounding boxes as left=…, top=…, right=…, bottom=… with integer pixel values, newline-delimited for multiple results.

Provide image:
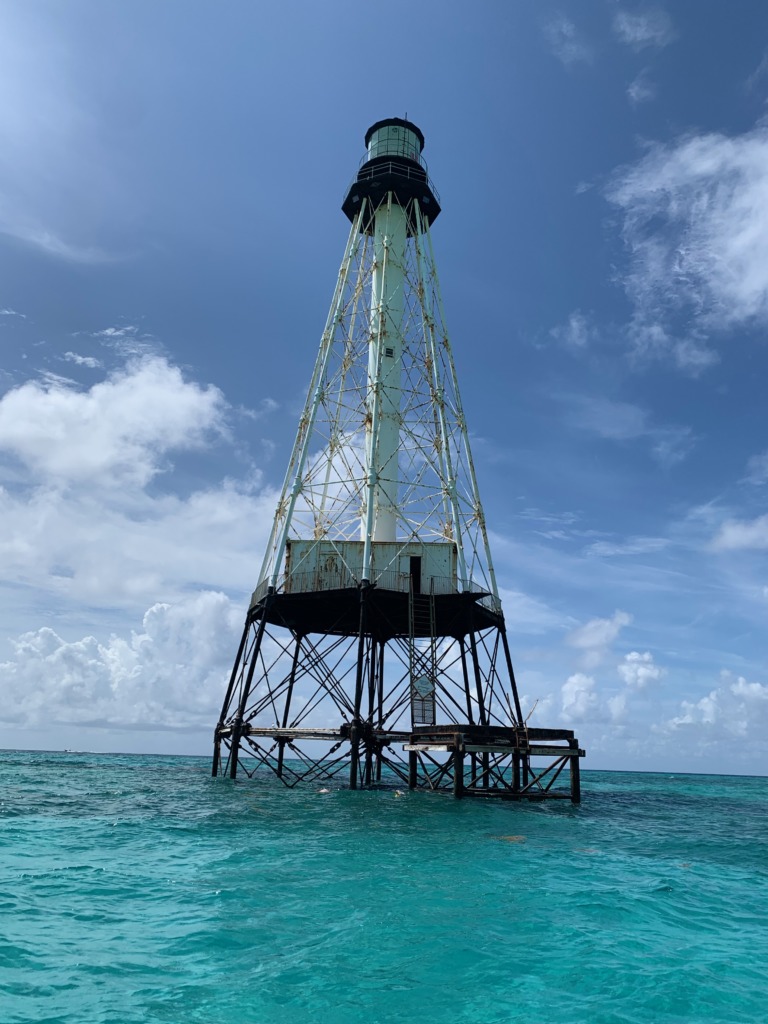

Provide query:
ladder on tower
left=409, top=579, right=437, bottom=726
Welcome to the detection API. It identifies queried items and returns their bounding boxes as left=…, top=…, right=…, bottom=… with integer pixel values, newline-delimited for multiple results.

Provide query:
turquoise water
left=2, top=751, right=767, bottom=1024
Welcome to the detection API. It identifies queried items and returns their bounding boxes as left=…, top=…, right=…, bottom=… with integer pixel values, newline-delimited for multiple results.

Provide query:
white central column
left=364, top=197, right=407, bottom=544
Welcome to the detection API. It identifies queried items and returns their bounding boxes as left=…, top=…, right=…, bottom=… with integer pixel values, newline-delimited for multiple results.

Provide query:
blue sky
left=2, top=0, right=768, bottom=774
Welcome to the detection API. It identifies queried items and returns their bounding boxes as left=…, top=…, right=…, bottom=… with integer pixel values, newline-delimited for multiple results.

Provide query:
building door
left=409, top=556, right=422, bottom=595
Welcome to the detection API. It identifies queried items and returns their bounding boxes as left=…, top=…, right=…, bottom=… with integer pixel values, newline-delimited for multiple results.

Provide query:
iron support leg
left=408, top=750, right=418, bottom=789
left=570, top=740, right=581, bottom=803
left=453, top=745, right=465, bottom=799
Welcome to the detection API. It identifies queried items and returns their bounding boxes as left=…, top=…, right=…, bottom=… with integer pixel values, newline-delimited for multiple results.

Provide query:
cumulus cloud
left=0, top=350, right=279, bottom=634
left=618, top=650, right=663, bottom=689
left=543, top=15, right=594, bottom=67
left=0, top=355, right=227, bottom=488
left=607, top=692, right=628, bottom=722
left=0, top=592, right=241, bottom=730
left=613, top=8, right=675, bottom=50
left=663, top=671, right=768, bottom=741
left=567, top=609, right=632, bottom=668
left=607, top=125, right=768, bottom=369
left=561, top=672, right=598, bottom=722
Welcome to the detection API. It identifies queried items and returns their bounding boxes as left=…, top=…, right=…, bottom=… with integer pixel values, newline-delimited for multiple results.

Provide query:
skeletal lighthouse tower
left=213, top=119, right=584, bottom=800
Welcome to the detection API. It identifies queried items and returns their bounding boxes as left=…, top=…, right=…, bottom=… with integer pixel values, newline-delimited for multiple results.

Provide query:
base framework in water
left=4, top=750, right=768, bottom=1024
left=212, top=588, right=584, bottom=802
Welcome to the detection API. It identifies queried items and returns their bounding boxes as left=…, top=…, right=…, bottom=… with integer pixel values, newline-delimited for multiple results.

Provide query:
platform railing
left=343, top=158, right=441, bottom=206
left=250, top=569, right=498, bottom=609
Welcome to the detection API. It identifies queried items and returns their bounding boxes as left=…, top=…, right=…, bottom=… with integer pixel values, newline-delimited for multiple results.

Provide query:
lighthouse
left=212, top=118, right=584, bottom=800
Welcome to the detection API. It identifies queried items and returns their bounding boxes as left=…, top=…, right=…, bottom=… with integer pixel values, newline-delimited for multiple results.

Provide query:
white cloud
left=663, top=671, right=768, bottom=740
left=561, top=672, right=598, bottom=722
left=566, top=395, right=648, bottom=440
left=746, top=49, right=768, bottom=95
left=711, top=514, right=768, bottom=552
left=607, top=692, right=628, bottom=722
left=0, top=592, right=241, bottom=730
left=550, top=310, right=596, bottom=348
left=0, top=217, right=113, bottom=263
left=0, top=8, right=120, bottom=261
left=608, top=126, right=768, bottom=367
left=651, top=425, right=694, bottom=467
left=567, top=609, right=632, bottom=668
left=0, top=307, right=25, bottom=318
left=627, top=69, right=657, bottom=105
left=543, top=15, right=594, bottom=67
left=744, top=451, right=768, bottom=485
left=0, top=355, right=227, bottom=488
left=562, top=395, right=694, bottom=464
left=618, top=650, right=663, bottom=689
left=63, top=351, right=102, bottom=369
left=588, top=536, right=668, bottom=557
left=613, top=8, right=675, bottom=50
left=497, top=586, right=567, bottom=635
left=0, top=351, right=279, bottom=634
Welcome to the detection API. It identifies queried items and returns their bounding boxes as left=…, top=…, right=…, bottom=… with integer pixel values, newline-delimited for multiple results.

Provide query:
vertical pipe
left=376, top=641, right=385, bottom=782
left=458, top=638, right=475, bottom=724
left=453, top=743, right=465, bottom=799
left=276, top=634, right=304, bottom=780
left=349, top=585, right=369, bottom=789
left=499, top=626, right=524, bottom=726
left=408, top=750, right=418, bottom=789
left=570, top=741, right=581, bottom=804
left=468, top=631, right=487, bottom=726
left=365, top=196, right=407, bottom=545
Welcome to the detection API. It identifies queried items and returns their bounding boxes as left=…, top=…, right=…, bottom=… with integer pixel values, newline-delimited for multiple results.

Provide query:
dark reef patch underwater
left=2, top=750, right=767, bottom=1023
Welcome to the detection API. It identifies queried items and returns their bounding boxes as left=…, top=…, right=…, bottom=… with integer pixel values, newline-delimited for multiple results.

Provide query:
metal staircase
left=409, top=579, right=436, bottom=726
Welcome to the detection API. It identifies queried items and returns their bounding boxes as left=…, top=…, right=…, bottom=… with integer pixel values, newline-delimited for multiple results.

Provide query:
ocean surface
left=2, top=750, right=767, bottom=1024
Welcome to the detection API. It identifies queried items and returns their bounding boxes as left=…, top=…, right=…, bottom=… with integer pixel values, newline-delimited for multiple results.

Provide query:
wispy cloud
left=0, top=9, right=120, bottom=262
left=0, top=308, right=25, bottom=318
left=561, top=394, right=695, bottom=465
left=745, top=48, right=768, bottom=94
left=549, top=310, right=597, bottom=348
left=743, top=450, right=768, bottom=484
left=0, top=216, right=115, bottom=263
left=627, top=69, right=657, bottom=105
left=607, top=125, right=768, bottom=370
left=588, top=536, right=668, bottom=557
left=711, top=514, right=768, bottom=552
left=63, top=351, right=102, bottom=369
left=613, top=8, right=676, bottom=50
left=543, top=14, right=594, bottom=68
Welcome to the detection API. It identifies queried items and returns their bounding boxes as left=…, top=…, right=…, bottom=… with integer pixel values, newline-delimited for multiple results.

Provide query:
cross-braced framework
left=257, top=195, right=496, bottom=595
left=213, top=123, right=584, bottom=800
